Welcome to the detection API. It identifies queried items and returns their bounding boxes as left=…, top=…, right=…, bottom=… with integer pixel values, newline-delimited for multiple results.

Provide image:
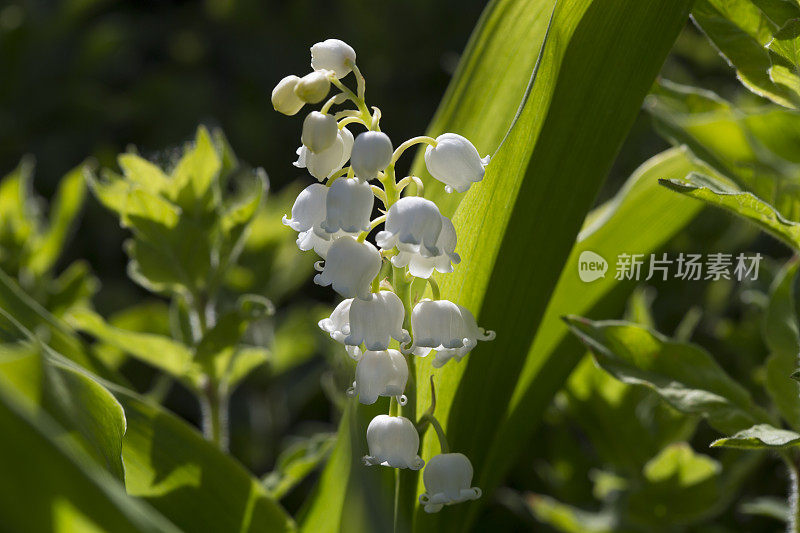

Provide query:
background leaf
left=565, top=317, right=772, bottom=434
left=711, top=423, right=800, bottom=449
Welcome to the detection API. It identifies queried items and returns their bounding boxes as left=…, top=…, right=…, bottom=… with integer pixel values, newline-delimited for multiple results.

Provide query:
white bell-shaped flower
left=282, top=183, right=356, bottom=258
left=282, top=183, right=326, bottom=234
left=302, top=111, right=338, bottom=153
left=346, top=291, right=410, bottom=350
left=390, top=214, right=460, bottom=279
left=348, top=350, right=408, bottom=405
left=311, top=39, right=356, bottom=79
left=295, top=126, right=354, bottom=181
left=419, top=453, right=481, bottom=513
left=272, top=75, right=305, bottom=116
left=314, top=236, right=381, bottom=300
left=424, top=133, right=490, bottom=193
left=376, top=197, right=444, bottom=258
left=350, top=131, right=393, bottom=180
left=317, top=299, right=361, bottom=360
left=294, top=70, right=331, bottom=104
left=407, top=299, right=495, bottom=367
left=364, top=415, right=424, bottom=470
left=321, top=177, right=373, bottom=234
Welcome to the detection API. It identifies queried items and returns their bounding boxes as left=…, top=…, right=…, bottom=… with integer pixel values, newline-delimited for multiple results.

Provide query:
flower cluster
left=275, top=38, right=492, bottom=513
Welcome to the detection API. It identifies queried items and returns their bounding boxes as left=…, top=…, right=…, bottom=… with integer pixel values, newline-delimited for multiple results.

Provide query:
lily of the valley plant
left=274, top=38, right=493, bottom=512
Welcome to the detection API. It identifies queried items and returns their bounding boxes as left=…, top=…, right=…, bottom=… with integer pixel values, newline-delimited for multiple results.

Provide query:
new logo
left=578, top=250, right=607, bottom=282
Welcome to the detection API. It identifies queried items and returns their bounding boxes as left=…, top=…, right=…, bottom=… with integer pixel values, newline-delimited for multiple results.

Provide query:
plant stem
left=781, top=451, right=800, bottom=532
left=392, top=264, right=417, bottom=531
left=200, top=380, right=229, bottom=451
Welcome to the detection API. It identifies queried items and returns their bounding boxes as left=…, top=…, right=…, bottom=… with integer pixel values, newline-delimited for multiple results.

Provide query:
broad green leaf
left=0, top=382, right=178, bottom=533
left=0, top=335, right=126, bottom=481
left=692, top=0, right=800, bottom=108
left=627, top=443, right=722, bottom=526
left=565, top=357, right=695, bottom=477
left=194, top=295, right=273, bottom=381
left=0, top=268, right=119, bottom=381
left=67, top=308, right=201, bottom=387
left=0, top=157, right=36, bottom=275
left=525, top=494, right=615, bottom=533
left=407, top=1, right=695, bottom=529
left=660, top=171, right=800, bottom=250
left=169, top=126, right=222, bottom=211
left=1, top=303, right=295, bottom=532
left=763, top=259, right=800, bottom=429
left=299, top=402, right=393, bottom=533
left=263, top=433, right=336, bottom=500
left=114, top=387, right=295, bottom=532
left=647, top=80, right=800, bottom=219
left=564, top=317, right=772, bottom=434
left=226, top=346, right=270, bottom=389
left=711, top=423, right=800, bottom=448
left=118, top=153, right=171, bottom=195
left=437, top=148, right=706, bottom=526
left=768, top=19, right=800, bottom=65
left=28, top=163, right=87, bottom=276
left=46, top=260, right=99, bottom=317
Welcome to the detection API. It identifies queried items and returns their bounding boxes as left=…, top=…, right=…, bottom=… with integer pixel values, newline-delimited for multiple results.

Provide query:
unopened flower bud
left=271, top=75, right=305, bottom=116
left=311, top=39, right=356, bottom=79
left=294, top=70, right=331, bottom=104
left=351, top=131, right=393, bottom=180
left=302, top=111, right=338, bottom=153
left=425, top=133, right=489, bottom=193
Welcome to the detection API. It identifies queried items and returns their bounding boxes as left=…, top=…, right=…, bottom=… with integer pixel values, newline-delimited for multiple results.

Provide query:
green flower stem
left=782, top=452, right=800, bottom=533
left=189, top=290, right=229, bottom=451
left=200, top=379, right=229, bottom=451
left=420, top=414, right=449, bottom=454
left=330, top=77, right=371, bottom=126
left=392, top=264, right=417, bottom=530
left=391, top=136, right=437, bottom=165
left=427, top=277, right=440, bottom=300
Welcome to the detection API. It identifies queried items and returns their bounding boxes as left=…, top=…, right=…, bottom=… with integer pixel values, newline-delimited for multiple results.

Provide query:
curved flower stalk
left=274, top=38, right=495, bottom=514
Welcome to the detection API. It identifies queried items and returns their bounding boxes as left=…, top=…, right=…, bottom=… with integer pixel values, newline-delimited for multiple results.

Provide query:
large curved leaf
left=406, top=0, right=694, bottom=530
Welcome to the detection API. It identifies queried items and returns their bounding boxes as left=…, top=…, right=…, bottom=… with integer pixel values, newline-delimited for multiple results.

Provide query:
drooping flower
left=272, top=75, right=305, bottom=116
left=282, top=183, right=355, bottom=257
left=321, top=177, right=373, bottom=234
left=302, top=111, right=338, bottom=153
left=314, top=236, right=381, bottom=300
left=311, top=39, right=356, bottom=79
left=407, top=299, right=495, bottom=367
left=317, top=299, right=361, bottom=360
left=346, top=291, right=410, bottom=350
left=350, top=131, right=393, bottom=180
left=295, top=126, right=354, bottom=181
left=424, top=133, right=490, bottom=193
left=376, top=197, right=444, bottom=258
left=348, top=349, right=408, bottom=405
left=364, top=415, right=424, bottom=470
left=294, top=70, right=331, bottom=104
left=419, top=453, right=481, bottom=513
left=389, top=213, right=460, bottom=279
